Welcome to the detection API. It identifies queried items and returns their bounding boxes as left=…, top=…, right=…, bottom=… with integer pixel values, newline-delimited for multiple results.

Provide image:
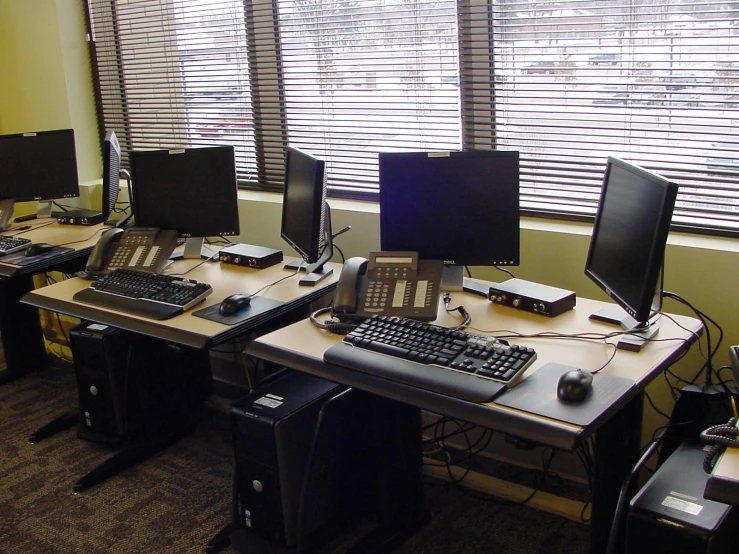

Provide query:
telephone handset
left=85, top=226, right=178, bottom=276
left=333, top=251, right=444, bottom=322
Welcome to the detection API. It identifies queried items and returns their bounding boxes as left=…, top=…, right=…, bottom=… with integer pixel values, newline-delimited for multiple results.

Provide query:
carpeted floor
left=0, top=359, right=590, bottom=554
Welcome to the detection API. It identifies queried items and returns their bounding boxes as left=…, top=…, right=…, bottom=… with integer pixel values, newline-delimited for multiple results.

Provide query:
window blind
left=86, top=0, right=257, bottom=183
left=460, top=0, right=739, bottom=234
left=87, top=0, right=739, bottom=235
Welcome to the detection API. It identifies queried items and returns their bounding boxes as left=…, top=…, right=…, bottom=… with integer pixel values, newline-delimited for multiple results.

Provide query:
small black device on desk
left=54, top=209, right=105, bottom=226
left=488, top=278, right=576, bottom=317
left=218, top=243, right=283, bottom=269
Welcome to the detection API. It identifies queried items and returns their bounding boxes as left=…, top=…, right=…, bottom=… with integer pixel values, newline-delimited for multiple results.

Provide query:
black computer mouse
left=219, top=294, right=252, bottom=316
left=24, top=243, right=55, bottom=257
left=557, top=369, right=594, bottom=403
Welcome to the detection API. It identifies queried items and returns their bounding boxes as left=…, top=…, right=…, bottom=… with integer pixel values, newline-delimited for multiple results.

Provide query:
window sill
left=236, top=190, right=739, bottom=255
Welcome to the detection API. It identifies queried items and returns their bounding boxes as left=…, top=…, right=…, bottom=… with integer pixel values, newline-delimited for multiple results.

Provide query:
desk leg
left=0, top=274, right=48, bottom=384
left=349, top=397, right=429, bottom=553
left=29, top=409, right=80, bottom=443
left=206, top=523, right=233, bottom=554
left=72, top=422, right=196, bottom=493
left=591, top=392, right=643, bottom=554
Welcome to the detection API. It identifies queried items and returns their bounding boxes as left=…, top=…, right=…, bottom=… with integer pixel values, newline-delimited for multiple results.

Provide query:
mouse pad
left=192, top=296, right=286, bottom=326
left=494, top=362, right=635, bottom=426
left=0, top=246, right=74, bottom=267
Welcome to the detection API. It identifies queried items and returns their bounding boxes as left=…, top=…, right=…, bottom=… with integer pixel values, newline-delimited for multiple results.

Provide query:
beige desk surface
left=0, top=218, right=107, bottom=276
left=705, top=429, right=739, bottom=505
left=247, top=290, right=702, bottom=450
left=22, top=256, right=342, bottom=349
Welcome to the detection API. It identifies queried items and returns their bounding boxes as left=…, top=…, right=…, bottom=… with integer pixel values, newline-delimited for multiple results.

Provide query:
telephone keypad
left=364, top=280, right=390, bottom=311
left=109, top=246, right=133, bottom=268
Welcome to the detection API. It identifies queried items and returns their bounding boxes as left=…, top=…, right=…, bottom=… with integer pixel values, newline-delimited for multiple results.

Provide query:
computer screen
left=280, top=146, right=334, bottom=286
left=129, top=145, right=240, bottom=258
left=584, top=156, right=678, bottom=351
left=0, top=129, right=80, bottom=229
left=379, top=150, right=520, bottom=289
left=101, top=131, right=122, bottom=220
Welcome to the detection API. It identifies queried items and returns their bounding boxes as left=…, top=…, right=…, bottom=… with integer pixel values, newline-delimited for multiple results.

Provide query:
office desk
left=246, top=290, right=702, bottom=554
left=20, top=256, right=342, bottom=492
left=22, top=256, right=341, bottom=350
left=0, top=218, right=107, bottom=384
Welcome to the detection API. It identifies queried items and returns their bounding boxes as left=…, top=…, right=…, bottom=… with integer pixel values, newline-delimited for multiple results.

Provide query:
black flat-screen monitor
left=379, top=150, right=520, bottom=290
left=280, top=146, right=334, bottom=286
left=584, top=156, right=678, bottom=351
left=102, top=131, right=122, bottom=221
left=0, top=128, right=79, bottom=229
left=129, top=145, right=240, bottom=259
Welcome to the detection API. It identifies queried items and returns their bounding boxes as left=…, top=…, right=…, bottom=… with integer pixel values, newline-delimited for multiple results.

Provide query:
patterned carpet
left=0, top=359, right=590, bottom=554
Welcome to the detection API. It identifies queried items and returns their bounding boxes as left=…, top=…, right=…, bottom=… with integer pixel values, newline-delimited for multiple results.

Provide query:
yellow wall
left=0, top=0, right=99, bottom=182
left=2, top=0, right=738, bottom=447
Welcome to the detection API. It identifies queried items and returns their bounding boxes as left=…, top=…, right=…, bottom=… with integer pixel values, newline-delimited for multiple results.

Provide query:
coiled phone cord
left=700, top=414, right=739, bottom=473
left=310, top=306, right=361, bottom=335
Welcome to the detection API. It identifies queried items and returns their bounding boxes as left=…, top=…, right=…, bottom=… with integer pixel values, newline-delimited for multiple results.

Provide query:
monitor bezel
left=584, top=156, right=679, bottom=325
left=378, top=149, right=521, bottom=267
left=101, top=131, right=121, bottom=220
left=128, top=145, right=240, bottom=239
left=0, top=128, right=80, bottom=202
left=280, top=146, right=327, bottom=265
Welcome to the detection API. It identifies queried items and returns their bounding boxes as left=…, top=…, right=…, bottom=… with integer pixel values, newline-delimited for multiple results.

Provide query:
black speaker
left=70, top=322, right=213, bottom=443
left=231, top=371, right=372, bottom=547
left=627, top=441, right=738, bottom=554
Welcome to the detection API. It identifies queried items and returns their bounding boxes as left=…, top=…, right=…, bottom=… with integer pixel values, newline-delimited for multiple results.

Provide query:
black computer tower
left=627, top=441, right=738, bottom=554
left=231, top=370, right=371, bottom=548
left=71, top=321, right=213, bottom=442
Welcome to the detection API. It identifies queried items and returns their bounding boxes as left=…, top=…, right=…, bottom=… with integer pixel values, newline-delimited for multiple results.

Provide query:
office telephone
left=332, top=251, right=444, bottom=322
left=85, top=226, right=178, bottom=276
left=730, top=346, right=739, bottom=387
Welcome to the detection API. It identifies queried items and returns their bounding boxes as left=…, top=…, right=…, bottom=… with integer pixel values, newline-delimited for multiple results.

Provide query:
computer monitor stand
left=589, top=306, right=661, bottom=352
left=283, top=204, right=334, bottom=286
left=2, top=199, right=56, bottom=229
left=37, top=200, right=53, bottom=218
left=171, top=237, right=218, bottom=260
left=284, top=246, right=334, bottom=286
left=0, top=200, right=14, bottom=231
left=441, top=264, right=464, bottom=292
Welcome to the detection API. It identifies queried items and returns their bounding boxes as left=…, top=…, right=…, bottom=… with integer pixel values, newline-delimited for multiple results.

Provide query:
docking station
left=54, top=209, right=105, bottom=226
left=488, top=278, right=576, bottom=317
left=219, top=243, right=283, bottom=269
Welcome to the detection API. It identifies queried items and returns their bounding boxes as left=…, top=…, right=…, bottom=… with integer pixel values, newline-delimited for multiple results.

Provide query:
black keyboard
left=73, top=268, right=213, bottom=320
left=0, top=235, right=32, bottom=255
left=323, top=316, right=537, bottom=403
